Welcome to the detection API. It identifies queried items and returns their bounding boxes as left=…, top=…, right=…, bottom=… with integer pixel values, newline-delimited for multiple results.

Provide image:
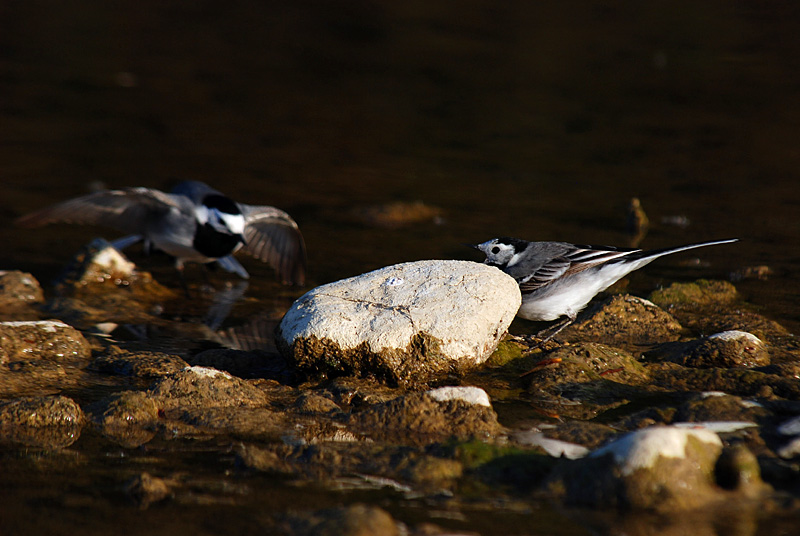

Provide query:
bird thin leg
left=531, top=314, right=576, bottom=347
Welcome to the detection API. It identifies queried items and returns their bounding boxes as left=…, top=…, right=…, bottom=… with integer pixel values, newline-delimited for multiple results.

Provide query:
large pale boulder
left=277, top=260, right=521, bottom=386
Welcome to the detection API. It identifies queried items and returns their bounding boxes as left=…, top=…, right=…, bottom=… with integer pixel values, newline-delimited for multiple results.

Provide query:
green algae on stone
left=649, top=279, right=739, bottom=307
left=282, top=332, right=464, bottom=388
left=484, top=337, right=526, bottom=367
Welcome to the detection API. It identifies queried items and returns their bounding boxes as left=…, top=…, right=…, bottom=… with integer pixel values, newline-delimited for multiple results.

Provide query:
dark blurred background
left=1, top=0, right=799, bottom=330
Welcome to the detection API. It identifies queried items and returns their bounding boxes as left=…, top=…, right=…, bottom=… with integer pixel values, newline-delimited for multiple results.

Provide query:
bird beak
left=463, top=243, right=481, bottom=250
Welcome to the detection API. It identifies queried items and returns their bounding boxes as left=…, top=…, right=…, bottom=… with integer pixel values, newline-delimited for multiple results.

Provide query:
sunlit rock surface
left=277, top=260, right=521, bottom=386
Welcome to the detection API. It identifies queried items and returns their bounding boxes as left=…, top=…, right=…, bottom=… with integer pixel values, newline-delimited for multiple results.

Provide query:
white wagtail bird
left=16, top=181, right=307, bottom=285
left=471, top=237, right=737, bottom=344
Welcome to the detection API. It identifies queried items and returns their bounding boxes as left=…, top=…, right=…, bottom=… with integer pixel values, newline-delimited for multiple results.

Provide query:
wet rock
left=0, top=320, right=91, bottom=365
left=124, top=472, right=171, bottom=508
left=715, top=444, right=771, bottom=498
left=547, top=425, right=724, bottom=510
left=0, top=395, right=85, bottom=448
left=0, top=270, right=44, bottom=304
left=189, top=348, right=290, bottom=381
left=521, top=343, right=651, bottom=419
left=148, top=366, right=270, bottom=410
left=647, top=330, right=769, bottom=368
left=625, top=197, right=649, bottom=247
left=673, top=393, right=770, bottom=424
left=294, top=392, right=342, bottom=414
left=649, top=279, right=740, bottom=308
left=322, top=376, right=400, bottom=407
left=277, top=260, right=520, bottom=387
left=649, top=279, right=792, bottom=351
left=539, top=421, right=619, bottom=450
left=89, top=391, right=159, bottom=448
left=0, top=271, right=44, bottom=320
left=562, top=294, right=683, bottom=350
left=238, top=440, right=461, bottom=493
left=92, top=347, right=188, bottom=378
left=730, top=265, right=773, bottom=282
left=273, top=503, right=402, bottom=536
left=650, top=363, right=800, bottom=400
left=54, top=238, right=172, bottom=298
left=178, top=406, right=286, bottom=440
left=426, top=385, right=491, bottom=407
left=349, top=390, right=502, bottom=445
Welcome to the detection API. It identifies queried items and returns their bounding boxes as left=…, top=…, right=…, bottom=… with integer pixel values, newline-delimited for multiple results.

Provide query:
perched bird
left=16, top=181, right=307, bottom=285
left=471, top=237, right=737, bottom=343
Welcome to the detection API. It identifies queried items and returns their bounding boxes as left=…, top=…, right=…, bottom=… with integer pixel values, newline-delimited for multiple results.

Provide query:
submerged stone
left=272, top=503, right=402, bottom=536
left=277, top=260, right=521, bottom=387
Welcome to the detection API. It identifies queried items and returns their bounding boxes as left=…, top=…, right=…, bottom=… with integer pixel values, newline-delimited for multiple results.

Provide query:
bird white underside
left=517, top=258, right=654, bottom=321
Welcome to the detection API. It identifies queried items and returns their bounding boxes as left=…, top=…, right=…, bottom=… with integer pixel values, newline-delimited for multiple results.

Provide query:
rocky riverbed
left=2, top=246, right=800, bottom=535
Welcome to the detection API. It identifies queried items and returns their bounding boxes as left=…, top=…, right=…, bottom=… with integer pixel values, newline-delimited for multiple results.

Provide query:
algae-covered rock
left=521, top=342, right=652, bottom=419
left=547, top=425, right=724, bottom=511
left=649, top=279, right=739, bottom=308
left=54, top=238, right=172, bottom=298
left=562, top=294, right=683, bottom=350
left=0, top=271, right=44, bottom=320
left=91, top=347, right=189, bottom=378
left=147, top=366, right=270, bottom=410
left=647, top=330, right=769, bottom=369
left=277, top=260, right=521, bottom=387
left=0, top=320, right=91, bottom=365
left=349, top=390, right=502, bottom=445
left=89, top=391, right=160, bottom=448
left=715, top=444, right=771, bottom=498
left=0, top=395, right=85, bottom=448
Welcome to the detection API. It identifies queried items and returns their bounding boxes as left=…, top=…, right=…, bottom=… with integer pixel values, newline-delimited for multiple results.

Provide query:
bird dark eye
left=491, top=246, right=500, bottom=254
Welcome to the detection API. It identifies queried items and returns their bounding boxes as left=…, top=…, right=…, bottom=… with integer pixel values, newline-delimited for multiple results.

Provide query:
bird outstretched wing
left=238, top=204, right=307, bottom=286
left=15, top=188, right=180, bottom=236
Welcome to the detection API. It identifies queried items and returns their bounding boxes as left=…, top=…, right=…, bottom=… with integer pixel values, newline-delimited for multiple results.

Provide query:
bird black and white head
left=473, top=237, right=530, bottom=269
left=195, top=194, right=246, bottom=239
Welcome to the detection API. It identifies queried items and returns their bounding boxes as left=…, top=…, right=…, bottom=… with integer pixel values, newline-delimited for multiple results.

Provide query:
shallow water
left=2, top=1, right=800, bottom=534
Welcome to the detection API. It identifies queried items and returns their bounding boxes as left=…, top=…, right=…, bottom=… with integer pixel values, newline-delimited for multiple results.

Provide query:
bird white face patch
left=219, top=211, right=245, bottom=235
left=196, top=205, right=245, bottom=235
left=479, top=240, right=516, bottom=268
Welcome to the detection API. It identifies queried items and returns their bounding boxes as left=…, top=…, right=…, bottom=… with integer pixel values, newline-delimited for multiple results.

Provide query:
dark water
left=2, top=1, right=800, bottom=534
